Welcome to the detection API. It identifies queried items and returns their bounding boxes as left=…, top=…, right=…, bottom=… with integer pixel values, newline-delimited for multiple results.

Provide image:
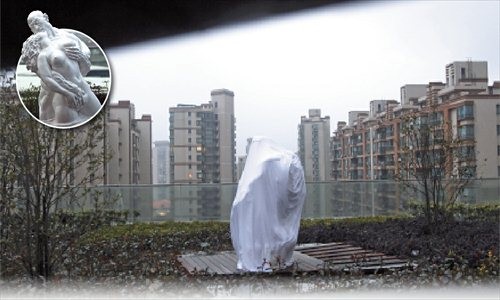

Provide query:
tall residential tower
left=169, top=89, right=236, bottom=184
left=298, top=109, right=331, bottom=181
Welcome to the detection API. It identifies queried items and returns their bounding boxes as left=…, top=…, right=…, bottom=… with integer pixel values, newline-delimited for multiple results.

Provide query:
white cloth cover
left=230, top=136, right=306, bottom=272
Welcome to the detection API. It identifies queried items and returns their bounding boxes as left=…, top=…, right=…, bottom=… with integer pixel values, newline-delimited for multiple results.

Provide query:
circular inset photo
left=16, top=11, right=111, bottom=129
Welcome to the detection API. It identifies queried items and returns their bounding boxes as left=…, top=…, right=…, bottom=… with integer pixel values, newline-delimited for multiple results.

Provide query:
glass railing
left=52, top=179, right=499, bottom=222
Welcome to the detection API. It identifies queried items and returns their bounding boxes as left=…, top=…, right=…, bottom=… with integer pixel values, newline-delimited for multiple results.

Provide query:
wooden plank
left=210, top=254, right=237, bottom=274
left=295, top=242, right=345, bottom=251
left=199, top=255, right=227, bottom=275
left=323, top=256, right=403, bottom=265
left=189, top=255, right=212, bottom=274
left=301, top=246, right=365, bottom=256
left=215, top=254, right=238, bottom=273
left=220, top=252, right=238, bottom=265
left=319, top=252, right=395, bottom=260
left=300, top=245, right=356, bottom=254
left=178, top=255, right=198, bottom=274
left=312, top=250, right=376, bottom=259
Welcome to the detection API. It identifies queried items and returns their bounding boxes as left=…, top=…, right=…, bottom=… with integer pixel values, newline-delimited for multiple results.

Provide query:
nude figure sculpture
left=20, top=11, right=102, bottom=127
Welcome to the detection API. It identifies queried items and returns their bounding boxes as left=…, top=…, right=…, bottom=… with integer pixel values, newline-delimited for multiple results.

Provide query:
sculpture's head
left=21, top=33, right=44, bottom=73
left=27, top=10, right=50, bottom=34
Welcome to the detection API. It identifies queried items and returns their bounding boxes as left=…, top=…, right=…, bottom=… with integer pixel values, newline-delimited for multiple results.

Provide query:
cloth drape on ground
left=230, top=136, right=306, bottom=272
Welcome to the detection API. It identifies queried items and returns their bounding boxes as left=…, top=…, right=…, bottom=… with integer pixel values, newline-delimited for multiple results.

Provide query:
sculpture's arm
left=36, top=53, right=79, bottom=104
left=65, top=34, right=91, bottom=75
left=64, top=46, right=91, bottom=76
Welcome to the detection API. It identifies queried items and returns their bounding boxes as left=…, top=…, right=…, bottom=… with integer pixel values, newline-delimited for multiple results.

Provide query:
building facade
left=168, top=89, right=236, bottom=221
left=298, top=109, right=331, bottom=181
left=105, top=100, right=152, bottom=184
left=331, top=61, right=500, bottom=180
left=169, top=89, right=236, bottom=184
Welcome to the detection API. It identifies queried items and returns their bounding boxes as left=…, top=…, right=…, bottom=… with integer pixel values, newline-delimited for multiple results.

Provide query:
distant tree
left=394, top=107, right=475, bottom=231
left=0, top=86, right=118, bottom=279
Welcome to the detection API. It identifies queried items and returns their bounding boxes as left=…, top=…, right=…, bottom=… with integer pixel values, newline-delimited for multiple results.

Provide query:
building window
left=188, top=120, right=191, bottom=125
left=497, top=104, right=500, bottom=115
left=498, top=145, right=500, bottom=156
left=457, top=105, right=473, bottom=120
left=188, top=155, right=191, bottom=160
left=188, top=164, right=192, bottom=169
left=188, top=138, right=191, bottom=143
left=188, top=129, right=191, bottom=133
left=458, top=145, right=475, bottom=160
left=498, top=166, right=500, bottom=177
left=458, top=125, right=474, bottom=140
left=497, top=125, right=500, bottom=136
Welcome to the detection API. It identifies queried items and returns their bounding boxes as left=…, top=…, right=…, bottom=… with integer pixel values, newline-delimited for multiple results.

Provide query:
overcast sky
left=107, top=0, right=500, bottom=156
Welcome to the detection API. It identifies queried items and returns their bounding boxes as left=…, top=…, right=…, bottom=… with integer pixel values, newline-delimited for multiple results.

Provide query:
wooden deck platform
left=178, top=242, right=409, bottom=275
left=178, top=251, right=324, bottom=275
left=296, top=242, right=409, bottom=272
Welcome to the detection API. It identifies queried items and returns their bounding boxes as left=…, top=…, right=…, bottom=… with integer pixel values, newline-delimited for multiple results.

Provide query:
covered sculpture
left=230, top=136, right=306, bottom=272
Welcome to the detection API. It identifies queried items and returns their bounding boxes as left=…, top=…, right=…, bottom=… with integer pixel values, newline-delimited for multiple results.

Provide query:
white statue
left=230, top=137, right=306, bottom=272
left=20, top=11, right=102, bottom=127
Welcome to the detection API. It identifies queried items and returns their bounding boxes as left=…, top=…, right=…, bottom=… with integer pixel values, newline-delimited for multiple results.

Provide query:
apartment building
left=168, top=89, right=236, bottom=221
left=105, top=100, right=152, bottom=184
left=298, top=109, right=331, bottom=181
left=169, top=89, right=236, bottom=184
left=331, top=61, right=500, bottom=180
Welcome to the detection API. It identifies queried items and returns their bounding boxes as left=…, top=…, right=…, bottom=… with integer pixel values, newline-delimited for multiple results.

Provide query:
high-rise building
left=169, top=89, right=236, bottom=184
left=153, top=140, right=170, bottom=184
left=168, top=89, right=236, bottom=221
left=105, top=100, right=152, bottom=184
left=331, top=61, right=500, bottom=180
left=102, top=100, right=153, bottom=221
left=298, top=109, right=331, bottom=181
